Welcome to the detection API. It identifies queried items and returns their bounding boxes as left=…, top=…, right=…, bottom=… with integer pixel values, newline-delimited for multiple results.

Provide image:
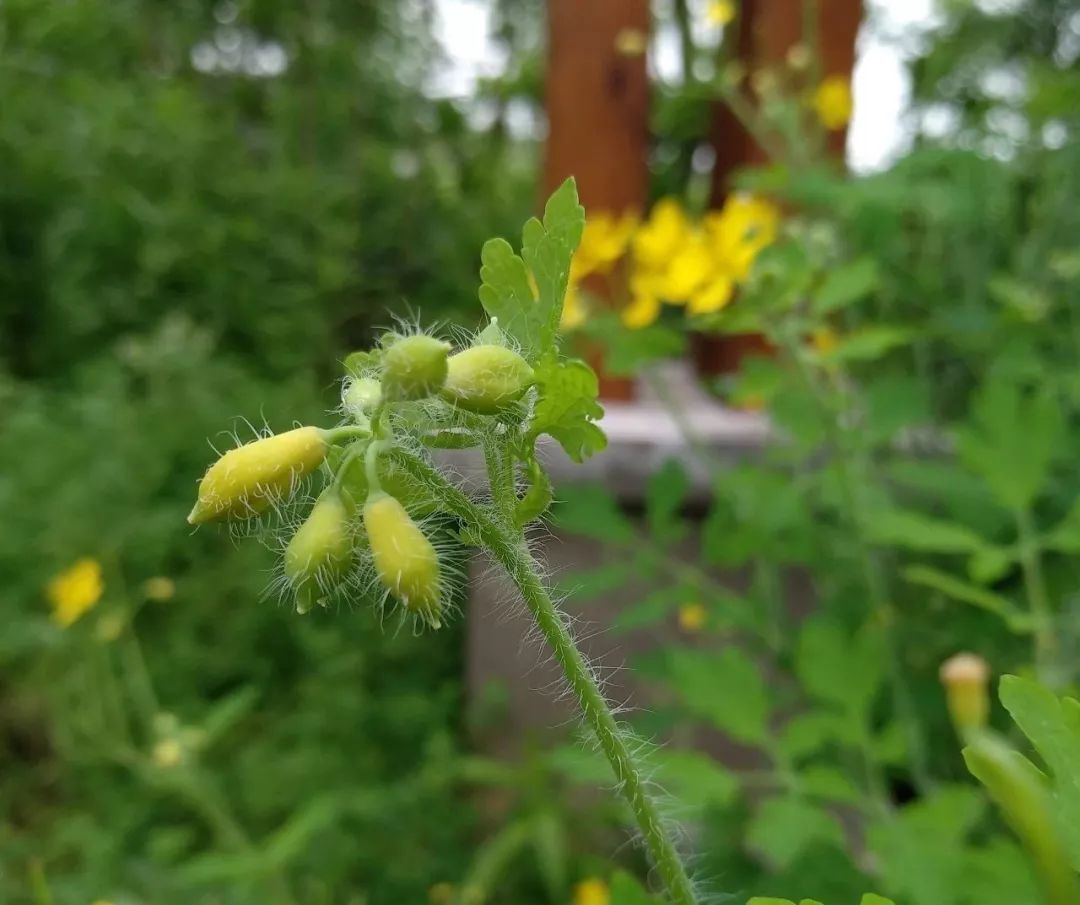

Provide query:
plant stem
left=1016, top=506, right=1056, bottom=683
left=389, top=449, right=698, bottom=905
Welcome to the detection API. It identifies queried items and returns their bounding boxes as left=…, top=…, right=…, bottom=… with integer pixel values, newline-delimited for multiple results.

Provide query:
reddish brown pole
left=544, top=0, right=651, bottom=399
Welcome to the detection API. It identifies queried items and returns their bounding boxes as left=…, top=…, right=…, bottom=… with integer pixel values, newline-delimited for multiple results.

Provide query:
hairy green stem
left=389, top=449, right=698, bottom=905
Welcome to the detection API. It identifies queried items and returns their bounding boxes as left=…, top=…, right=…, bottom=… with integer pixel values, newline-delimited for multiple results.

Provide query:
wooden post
left=544, top=0, right=651, bottom=400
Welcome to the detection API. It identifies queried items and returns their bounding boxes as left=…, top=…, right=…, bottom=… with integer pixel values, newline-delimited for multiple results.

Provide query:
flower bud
left=940, top=652, right=991, bottom=732
left=441, top=344, right=534, bottom=414
left=188, top=427, right=327, bottom=524
left=363, top=492, right=442, bottom=627
left=381, top=335, right=451, bottom=401
left=284, top=491, right=354, bottom=609
left=342, top=377, right=382, bottom=421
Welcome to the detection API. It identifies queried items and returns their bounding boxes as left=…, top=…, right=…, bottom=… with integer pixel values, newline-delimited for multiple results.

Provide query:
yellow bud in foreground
left=285, top=492, right=354, bottom=608
left=188, top=427, right=327, bottom=524
left=441, top=344, right=534, bottom=414
left=940, top=652, right=991, bottom=732
left=363, top=492, right=442, bottom=627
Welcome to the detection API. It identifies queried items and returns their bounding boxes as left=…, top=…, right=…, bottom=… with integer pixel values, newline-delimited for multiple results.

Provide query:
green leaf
left=795, top=618, right=884, bottom=723
left=553, top=485, right=632, bottom=543
left=821, top=326, right=913, bottom=363
left=530, top=356, right=607, bottom=463
left=957, top=380, right=1062, bottom=511
left=867, top=508, right=987, bottom=554
left=799, top=764, right=863, bottom=805
left=746, top=795, right=845, bottom=869
left=609, top=870, right=662, bottom=904
left=859, top=896, right=896, bottom=905
left=999, top=675, right=1080, bottom=869
left=478, top=178, right=584, bottom=360
left=613, top=587, right=685, bottom=633
left=777, top=711, right=857, bottom=759
left=813, top=257, right=879, bottom=314
left=902, top=565, right=1031, bottom=631
left=746, top=899, right=796, bottom=905
left=655, top=749, right=738, bottom=810
left=961, top=838, right=1042, bottom=905
left=666, top=647, right=770, bottom=745
left=583, top=314, right=687, bottom=376
left=868, top=786, right=984, bottom=905
left=646, top=459, right=690, bottom=544
left=1045, top=498, right=1080, bottom=553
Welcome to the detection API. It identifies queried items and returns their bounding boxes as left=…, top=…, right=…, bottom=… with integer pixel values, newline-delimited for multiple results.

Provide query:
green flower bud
left=342, top=377, right=382, bottom=421
left=363, top=491, right=442, bottom=627
left=381, top=335, right=451, bottom=401
left=284, top=491, right=354, bottom=609
left=188, top=427, right=327, bottom=524
left=441, top=344, right=534, bottom=414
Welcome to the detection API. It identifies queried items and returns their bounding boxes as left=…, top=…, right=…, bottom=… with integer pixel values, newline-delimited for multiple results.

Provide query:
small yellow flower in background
left=90, top=900, right=115, bottom=905
left=48, top=558, right=104, bottom=628
left=678, top=602, right=708, bottom=633
left=813, top=75, right=853, bottom=130
left=706, top=0, right=736, bottom=26
left=705, top=194, right=781, bottom=282
left=811, top=326, right=840, bottom=357
left=143, top=576, right=176, bottom=602
left=428, top=882, right=456, bottom=904
left=634, top=198, right=692, bottom=271
left=614, top=28, right=648, bottom=57
left=152, top=738, right=184, bottom=769
left=561, top=284, right=588, bottom=331
left=574, top=211, right=639, bottom=280
left=573, top=877, right=611, bottom=905
left=621, top=289, right=662, bottom=329
left=663, top=235, right=715, bottom=304
left=688, top=273, right=734, bottom=316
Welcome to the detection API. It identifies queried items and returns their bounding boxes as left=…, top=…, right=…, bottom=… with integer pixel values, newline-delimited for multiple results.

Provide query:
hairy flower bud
left=342, top=377, right=382, bottom=421
left=441, top=344, right=534, bottom=414
left=188, top=427, right=327, bottom=524
left=284, top=491, right=354, bottom=611
left=940, top=652, right=991, bottom=732
left=381, top=335, right=451, bottom=401
left=363, top=492, right=442, bottom=627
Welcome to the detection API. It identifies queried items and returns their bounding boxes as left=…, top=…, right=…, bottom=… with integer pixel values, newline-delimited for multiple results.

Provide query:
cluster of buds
left=188, top=325, right=535, bottom=628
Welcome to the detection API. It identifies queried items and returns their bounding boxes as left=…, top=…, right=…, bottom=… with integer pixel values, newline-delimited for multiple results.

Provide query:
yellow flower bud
left=363, top=492, right=442, bottom=627
left=381, top=335, right=451, bottom=401
left=441, top=344, right=534, bottom=414
left=188, top=427, right=327, bottom=524
left=284, top=491, right=354, bottom=607
left=940, top=652, right=991, bottom=732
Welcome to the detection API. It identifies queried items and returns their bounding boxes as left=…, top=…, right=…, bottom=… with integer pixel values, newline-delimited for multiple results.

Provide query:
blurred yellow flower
left=573, top=878, right=611, bottom=905
left=706, top=0, right=736, bottom=26
left=143, top=576, right=176, bottom=601
left=678, top=602, right=708, bottom=633
left=634, top=198, right=692, bottom=271
left=574, top=212, right=639, bottom=280
left=622, top=289, right=661, bottom=329
left=663, top=235, right=715, bottom=304
left=813, top=75, right=853, bottom=130
left=89, top=900, right=115, bottom=905
left=614, top=28, right=648, bottom=56
left=688, top=273, right=735, bottom=316
left=561, top=284, right=588, bottom=331
left=152, top=738, right=184, bottom=769
left=428, top=881, right=456, bottom=904
left=705, top=194, right=780, bottom=281
left=48, top=558, right=104, bottom=628
left=811, top=327, right=840, bottom=356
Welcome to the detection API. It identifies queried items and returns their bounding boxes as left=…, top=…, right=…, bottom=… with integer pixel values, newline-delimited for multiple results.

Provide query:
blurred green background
left=2, top=1, right=1079, bottom=903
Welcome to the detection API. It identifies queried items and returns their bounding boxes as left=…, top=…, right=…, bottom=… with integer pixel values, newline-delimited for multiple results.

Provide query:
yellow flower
left=811, top=326, right=840, bottom=356
left=614, top=28, right=648, bottom=56
left=48, top=558, right=104, bottom=628
left=152, top=738, right=184, bottom=769
left=143, top=576, right=176, bottom=601
left=662, top=234, right=714, bottom=304
left=706, top=0, right=736, bottom=26
left=678, top=602, right=708, bottom=633
left=428, top=882, right=456, bottom=904
left=90, top=900, right=115, bottom=905
left=813, top=75, right=853, bottom=130
left=573, top=211, right=639, bottom=281
left=621, top=290, right=661, bottom=329
left=573, top=878, right=611, bottom=905
left=688, top=273, right=735, bottom=316
left=705, top=194, right=780, bottom=282
left=561, top=284, right=588, bottom=331
left=634, top=198, right=692, bottom=271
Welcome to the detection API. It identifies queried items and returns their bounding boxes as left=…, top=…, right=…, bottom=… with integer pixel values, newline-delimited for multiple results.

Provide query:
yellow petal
left=561, top=284, right=588, bottom=331
left=812, top=75, right=853, bottom=130
left=662, top=235, right=715, bottom=303
left=47, top=558, right=104, bottom=627
left=706, top=0, right=736, bottom=26
left=688, top=273, right=734, bottom=315
left=678, top=602, right=708, bottom=632
left=621, top=292, right=661, bottom=329
left=573, top=878, right=611, bottom=905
